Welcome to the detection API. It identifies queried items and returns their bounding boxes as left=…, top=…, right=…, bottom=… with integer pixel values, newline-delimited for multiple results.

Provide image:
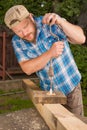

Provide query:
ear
left=29, top=13, right=34, bottom=22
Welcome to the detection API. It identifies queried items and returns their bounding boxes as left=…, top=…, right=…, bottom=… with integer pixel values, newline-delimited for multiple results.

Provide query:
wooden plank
left=45, top=104, right=87, bottom=130
left=22, top=79, right=67, bottom=104
left=34, top=104, right=87, bottom=130
left=23, top=79, right=87, bottom=130
left=76, top=115, right=87, bottom=124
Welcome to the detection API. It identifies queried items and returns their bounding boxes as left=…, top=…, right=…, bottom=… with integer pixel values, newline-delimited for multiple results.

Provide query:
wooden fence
left=0, top=32, right=23, bottom=80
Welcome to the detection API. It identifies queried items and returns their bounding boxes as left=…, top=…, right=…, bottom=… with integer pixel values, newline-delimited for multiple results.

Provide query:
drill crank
left=48, top=24, right=59, bottom=95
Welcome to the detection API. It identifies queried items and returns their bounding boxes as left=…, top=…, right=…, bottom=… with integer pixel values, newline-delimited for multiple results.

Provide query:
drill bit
left=48, top=59, right=54, bottom=94
left=48, top=24, right=59, bottom=95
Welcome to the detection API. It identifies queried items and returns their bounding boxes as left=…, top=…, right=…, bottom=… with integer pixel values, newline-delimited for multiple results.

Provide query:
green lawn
left=0, top=93, right=34, bottom=114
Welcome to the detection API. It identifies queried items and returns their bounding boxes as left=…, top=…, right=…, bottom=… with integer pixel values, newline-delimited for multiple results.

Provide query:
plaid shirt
left=12, top=16, right=81, bottom=95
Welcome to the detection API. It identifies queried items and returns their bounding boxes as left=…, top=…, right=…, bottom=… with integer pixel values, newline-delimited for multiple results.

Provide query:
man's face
left=12, top=16, right=37, bottom=43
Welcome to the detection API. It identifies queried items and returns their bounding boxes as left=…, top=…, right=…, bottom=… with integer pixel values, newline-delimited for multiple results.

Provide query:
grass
left=0, top=93, right=34, bottom=114
left=0, top=79, right=38, bottom=114
left=0, top=92, right=87, bottom=116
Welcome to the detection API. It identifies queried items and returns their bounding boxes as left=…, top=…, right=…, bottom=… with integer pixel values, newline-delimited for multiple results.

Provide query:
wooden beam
left=36, top=104, right=87, bottom=130
left=22, top=79, right=67, bottom=104
left=23, top=79, right=87, bottom=130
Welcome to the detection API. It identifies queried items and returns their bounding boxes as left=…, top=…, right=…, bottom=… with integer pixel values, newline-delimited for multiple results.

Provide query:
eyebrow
left=10, top=19, right=21, bottom=26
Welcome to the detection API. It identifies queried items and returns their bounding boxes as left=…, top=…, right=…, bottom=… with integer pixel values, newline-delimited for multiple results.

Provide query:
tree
left=0, top=0, right=52, bottom=24
left=52, top=0, right=82, bottom=23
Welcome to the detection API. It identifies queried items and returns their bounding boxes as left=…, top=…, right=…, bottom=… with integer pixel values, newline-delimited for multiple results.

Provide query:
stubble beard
left=23, top=23, right=37, bottom=44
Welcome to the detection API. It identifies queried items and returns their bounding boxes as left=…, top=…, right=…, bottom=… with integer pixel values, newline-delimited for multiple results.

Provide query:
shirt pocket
left=44, top=35, right=57, bottom=50
left=22, top=46, right=38, bottom=59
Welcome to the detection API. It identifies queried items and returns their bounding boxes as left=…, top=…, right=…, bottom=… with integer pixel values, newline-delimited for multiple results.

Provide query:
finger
left=46, top=14, right=54, bottom=24
left=42, top=13, right=51, bottom=24
left=42, top=13, right=57, bottom=25
left=49, top=14, right=58, bottom=25
left=46, top=13, right=57, bottom=25
left=55, top=41, right=64, bottom=46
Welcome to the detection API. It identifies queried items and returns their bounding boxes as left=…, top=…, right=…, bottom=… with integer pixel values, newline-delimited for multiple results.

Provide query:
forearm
left=19, top=50, right=51, bottom=75
left=19, top=41, right=64, bottom=75
left=42, top=13, right=86, bottom=44
left=57, top=18, right=86, bottom=44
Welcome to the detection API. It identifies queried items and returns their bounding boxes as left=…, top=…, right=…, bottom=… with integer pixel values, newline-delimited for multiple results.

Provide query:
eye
left=23, top=21, right=29, bottom=29
left=16, top=30, right=22, bottom=34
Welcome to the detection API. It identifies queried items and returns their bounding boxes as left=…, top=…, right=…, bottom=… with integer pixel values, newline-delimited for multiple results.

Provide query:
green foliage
left=70, top=44, right=87, bottom=93
left=0, top=0, right=87, bottom=24
left=54, top=0, right=82, bottom=23
left=23, top=0, right=52, bottom=16
left=0, top=0, right=52, bottom=24
left=83, top=95, right=87, bottom=116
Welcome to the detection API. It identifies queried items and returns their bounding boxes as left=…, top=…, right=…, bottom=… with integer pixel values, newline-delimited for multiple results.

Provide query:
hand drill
left=48, top=24, right=59, bottom=95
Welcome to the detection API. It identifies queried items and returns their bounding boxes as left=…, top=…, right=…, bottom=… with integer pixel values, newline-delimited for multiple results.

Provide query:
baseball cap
left=4, top=5, right=29, bottom=29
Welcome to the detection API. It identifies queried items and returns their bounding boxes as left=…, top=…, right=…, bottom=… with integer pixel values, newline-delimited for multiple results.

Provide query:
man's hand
left=42, top=13, right=85, bottom=44
left=42, top=13, right=62, bottom=26
left=49, top=41, right=64, bottom=59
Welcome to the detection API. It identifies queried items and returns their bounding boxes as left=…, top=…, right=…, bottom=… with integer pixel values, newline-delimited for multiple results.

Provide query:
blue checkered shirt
left=12, top=16, right=81, bottom=95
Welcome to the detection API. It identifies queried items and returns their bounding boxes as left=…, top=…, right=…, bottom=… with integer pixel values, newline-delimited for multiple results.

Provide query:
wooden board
left=22, top=79, right=67, bottom=104
left=34, top=103, right=87, bottom=130
left=23, top=79, right=87, bottom=130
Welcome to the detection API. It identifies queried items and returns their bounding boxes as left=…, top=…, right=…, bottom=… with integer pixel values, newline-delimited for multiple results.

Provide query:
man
left=4, top=5, right=85, bottom=116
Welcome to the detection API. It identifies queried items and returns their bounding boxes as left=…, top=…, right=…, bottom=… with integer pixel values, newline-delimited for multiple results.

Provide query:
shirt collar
left=33, top=16, right=44, bottom=42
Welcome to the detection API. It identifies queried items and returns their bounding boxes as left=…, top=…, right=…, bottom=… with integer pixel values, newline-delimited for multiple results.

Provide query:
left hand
left=42, top=13, right=62, bottom=25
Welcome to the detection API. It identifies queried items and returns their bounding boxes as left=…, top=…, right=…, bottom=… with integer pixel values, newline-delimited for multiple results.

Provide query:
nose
left=22, top=29, right=28, bottom=37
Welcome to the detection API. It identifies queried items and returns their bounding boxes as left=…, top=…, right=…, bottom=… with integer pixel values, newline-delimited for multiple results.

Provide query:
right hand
left=42, top=13, right=62, bottom=26
left=49, top=41, right=64, bottom=58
